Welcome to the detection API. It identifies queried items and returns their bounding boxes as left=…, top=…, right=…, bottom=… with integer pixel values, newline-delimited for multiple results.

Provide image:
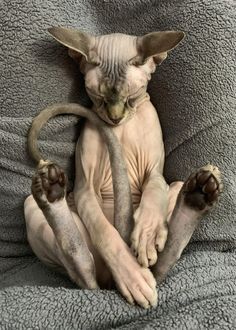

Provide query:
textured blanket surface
left=0, top=0, right=235, bottom=328
left=1, top=250, right=236, bottom=329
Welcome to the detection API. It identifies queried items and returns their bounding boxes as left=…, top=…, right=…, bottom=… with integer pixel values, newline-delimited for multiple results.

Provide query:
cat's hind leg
left=24, top=161, right=99, bottom=289
left=152, top=164, right=223, bottom=284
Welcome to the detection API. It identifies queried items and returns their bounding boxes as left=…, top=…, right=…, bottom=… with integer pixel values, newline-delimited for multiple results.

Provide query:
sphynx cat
left=24, top=28, right=223, bottom=308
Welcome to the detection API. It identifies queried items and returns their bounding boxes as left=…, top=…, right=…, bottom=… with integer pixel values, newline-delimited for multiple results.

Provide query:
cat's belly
left=100, top=178, right=142, bottom=205
left=101, top=191, right=141, bottom=225
left=99, top=159, right=143, bottom=224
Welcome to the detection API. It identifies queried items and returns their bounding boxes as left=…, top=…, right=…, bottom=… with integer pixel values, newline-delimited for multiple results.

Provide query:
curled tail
left=28, top=103, right=106, bottom=163
left=28, top=103, right=134, bottom=244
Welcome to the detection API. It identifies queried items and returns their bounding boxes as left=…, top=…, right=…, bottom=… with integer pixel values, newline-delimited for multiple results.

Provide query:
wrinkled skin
left=24, top=29, right=223, bottom=308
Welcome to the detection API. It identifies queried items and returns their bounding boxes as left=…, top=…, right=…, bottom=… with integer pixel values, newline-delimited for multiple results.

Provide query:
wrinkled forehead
left=93, top=34, right=138, bottom=86
left=94, top=33, right=138, bottom=63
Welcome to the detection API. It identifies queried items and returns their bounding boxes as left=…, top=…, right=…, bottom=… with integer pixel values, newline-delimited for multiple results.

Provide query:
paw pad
left=184, top=166, right=222, bottom=211
left=32, top=162, right=66, bottom=204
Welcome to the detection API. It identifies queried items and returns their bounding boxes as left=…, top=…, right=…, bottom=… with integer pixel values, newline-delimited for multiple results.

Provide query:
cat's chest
left=97, top=110, right=164, bottom=193
left=77, top=102, right=164, bottom=196
left=99, top=130, right=149, bottom=195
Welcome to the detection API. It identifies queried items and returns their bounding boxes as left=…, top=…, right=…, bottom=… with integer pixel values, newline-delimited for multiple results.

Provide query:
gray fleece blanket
left=0, top=0, right=235, bottom=328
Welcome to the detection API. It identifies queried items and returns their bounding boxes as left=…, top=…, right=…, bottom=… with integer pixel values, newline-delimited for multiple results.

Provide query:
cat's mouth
left=99, top=110, right=125, bottom=126
left=107, top=115, right=124, bottom=125
left=96, top=103, right=135, bottom=126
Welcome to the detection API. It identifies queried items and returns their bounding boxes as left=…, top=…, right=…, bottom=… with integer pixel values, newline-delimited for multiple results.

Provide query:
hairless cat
left=24, top=27, right=223, bottom=309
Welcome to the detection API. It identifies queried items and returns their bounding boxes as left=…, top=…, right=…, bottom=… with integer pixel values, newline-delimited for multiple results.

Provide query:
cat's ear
left=48, top=27, right=99, bottom=64
left=132, top=31, right=185, bottom=66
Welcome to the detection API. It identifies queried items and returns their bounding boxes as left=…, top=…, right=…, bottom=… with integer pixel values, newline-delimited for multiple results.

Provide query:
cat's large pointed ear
left=48, top=27, right=98, bottom=64
left=132, top=31, right=185, bottom=66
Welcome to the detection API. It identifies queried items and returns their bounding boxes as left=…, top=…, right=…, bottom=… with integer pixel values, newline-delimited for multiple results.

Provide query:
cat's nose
left=111, top=117, right=122, bottom=124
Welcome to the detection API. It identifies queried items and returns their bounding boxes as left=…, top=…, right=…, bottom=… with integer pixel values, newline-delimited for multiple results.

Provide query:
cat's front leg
left=74, top=186, right=158, bottom=308
left=131, top=170, right=169, bottom=268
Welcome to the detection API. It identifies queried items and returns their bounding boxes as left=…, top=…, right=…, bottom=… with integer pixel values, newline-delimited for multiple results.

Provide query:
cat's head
left=48, top=27, right=184, bottom=126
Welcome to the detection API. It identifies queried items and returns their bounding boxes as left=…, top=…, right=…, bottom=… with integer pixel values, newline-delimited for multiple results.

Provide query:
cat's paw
left=130, top=207, right=168, bottom=268
left=183, top=164, right=223, bottom=211
left=31, top=160, right=67, bottom=209
left=106, top=240, right=158, bottom=308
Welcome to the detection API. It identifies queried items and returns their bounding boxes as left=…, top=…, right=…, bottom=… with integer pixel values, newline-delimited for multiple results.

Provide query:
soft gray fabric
left=0, top=0, right=235, bottom=328
left=1, top=251, right=236, bottom=329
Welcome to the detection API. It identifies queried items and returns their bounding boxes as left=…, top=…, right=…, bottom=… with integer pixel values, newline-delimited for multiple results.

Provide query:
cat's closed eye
left=126, top=86, right=147, bottom=107
left=86, top=87, right=103, bottom=98
left=128, top=85, right=146, bottom=100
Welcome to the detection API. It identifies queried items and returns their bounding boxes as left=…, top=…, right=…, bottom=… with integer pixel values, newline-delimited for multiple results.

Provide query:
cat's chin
left=95, top=108, right=137, bottom=126
left=108, top=117, right=128, bottom=127
left=105, top=120, right=123, bottom=127
left=97, top=114, right=126, bottom=126
left=94, top=104, right=138, bottom=126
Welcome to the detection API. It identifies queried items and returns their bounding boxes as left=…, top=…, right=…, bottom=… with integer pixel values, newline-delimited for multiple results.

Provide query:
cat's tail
left=28, top=103, right=105, bottom=163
